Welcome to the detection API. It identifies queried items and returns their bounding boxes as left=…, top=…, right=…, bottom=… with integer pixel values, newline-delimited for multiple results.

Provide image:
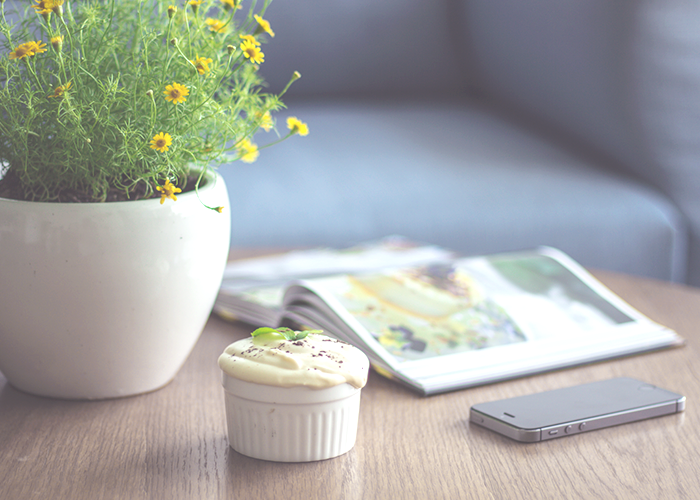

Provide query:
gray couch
left=219, top=1, right=700, bottom=285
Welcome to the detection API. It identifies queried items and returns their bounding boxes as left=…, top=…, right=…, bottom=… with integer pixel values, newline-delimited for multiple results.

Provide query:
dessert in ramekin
left=218, top=328, right=370, bottom=462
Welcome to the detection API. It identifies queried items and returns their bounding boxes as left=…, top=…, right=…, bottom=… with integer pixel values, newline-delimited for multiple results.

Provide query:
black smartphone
left=469, top=377, right=685, bottom=442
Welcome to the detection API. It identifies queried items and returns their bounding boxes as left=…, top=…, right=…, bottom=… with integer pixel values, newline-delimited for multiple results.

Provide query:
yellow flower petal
left=239, top=34, right=260, bottom=46
left=237, top=139, right=259, bottom=163
left=220, top=0, right=239, bottom=10
left=150, top=132, right=173, bottom=153
left=47, top=81, right=72, bottom=99
left=205, top=18, right=227, bottom=33
left=155, top=178, right=182, bottom=204
left=190, top=55, right=213, bottom=75
left=163, top=82, right=189, bottom=104
left=254, top=15, right=275, bottom=37
left=286, top=116, right=309, bottom=136
left=240, top=40, right=264, bottom=64
left=9, top=41, right=47, bottom=60
left=258, top=111, right=273, bottom=132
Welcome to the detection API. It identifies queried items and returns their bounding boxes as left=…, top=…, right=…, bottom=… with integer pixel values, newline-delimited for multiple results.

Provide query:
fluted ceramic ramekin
left=221, top=373, right=363, bottom=462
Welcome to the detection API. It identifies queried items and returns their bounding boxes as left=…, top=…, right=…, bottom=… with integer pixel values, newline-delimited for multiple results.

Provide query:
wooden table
left=2, top=269, right=699, bottom=499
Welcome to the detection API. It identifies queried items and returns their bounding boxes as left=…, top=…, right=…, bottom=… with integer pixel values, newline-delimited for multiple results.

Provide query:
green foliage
left=251, top=327, right=323, bottom=341
left=0, top=0, right=302, bottom=202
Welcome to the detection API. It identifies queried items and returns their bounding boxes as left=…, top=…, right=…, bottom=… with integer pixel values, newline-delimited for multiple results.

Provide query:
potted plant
left=0, top=0, right=307, bottom=399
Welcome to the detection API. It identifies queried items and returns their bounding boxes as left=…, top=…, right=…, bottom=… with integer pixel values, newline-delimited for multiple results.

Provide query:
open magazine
left=215, top=236, right=457, bottom=325
left=215, top=242, right=684, bottom=395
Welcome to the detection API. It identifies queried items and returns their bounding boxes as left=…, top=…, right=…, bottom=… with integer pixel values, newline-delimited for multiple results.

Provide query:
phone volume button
left=579, top=422, right=587, bottom=431
left=565, top=425, right=573, bottom=434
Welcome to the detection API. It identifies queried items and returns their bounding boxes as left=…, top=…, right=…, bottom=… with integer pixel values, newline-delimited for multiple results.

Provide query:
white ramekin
left=221, top=373, right=363, bottom=462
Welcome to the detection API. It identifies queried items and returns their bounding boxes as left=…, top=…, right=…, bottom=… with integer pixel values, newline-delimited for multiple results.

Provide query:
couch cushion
left=218, top=99, right=687, bottom=282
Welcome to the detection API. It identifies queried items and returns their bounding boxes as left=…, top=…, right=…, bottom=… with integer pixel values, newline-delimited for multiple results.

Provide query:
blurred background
left=3, top=0, right=699, bottom=285
left=219, top=0, right=700, bottom=285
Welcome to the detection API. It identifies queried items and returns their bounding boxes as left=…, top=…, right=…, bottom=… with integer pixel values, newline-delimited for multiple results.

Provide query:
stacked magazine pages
left=215, top=237, right=684, bottom=395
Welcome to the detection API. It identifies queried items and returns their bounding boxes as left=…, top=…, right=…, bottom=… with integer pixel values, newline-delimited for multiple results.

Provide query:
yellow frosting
left=218, top=333, right=370, bottom=389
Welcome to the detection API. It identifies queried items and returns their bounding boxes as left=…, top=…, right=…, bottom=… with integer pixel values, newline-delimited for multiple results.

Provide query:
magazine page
left=282, top=247, right=683, bottom=395
left=213, top=287, right=282, bottom=325
left=214, top=236, right=455, bottom=324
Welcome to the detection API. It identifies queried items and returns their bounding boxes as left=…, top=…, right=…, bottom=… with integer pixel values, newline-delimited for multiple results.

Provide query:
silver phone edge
left=469, top=396, right=685, bottom=443
left=469, top=408, right=542, bottom=443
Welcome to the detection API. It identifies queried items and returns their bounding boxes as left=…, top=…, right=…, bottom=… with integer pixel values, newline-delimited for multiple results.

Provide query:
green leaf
left=251, top=327, right=279, bottom=337
left=274, top=327, right=296, bottom=340
left=250, top=327, right=322, bottom=341
left=292, top=330, right=309, bottom=340
left=289, top=329, right=323, bottom=340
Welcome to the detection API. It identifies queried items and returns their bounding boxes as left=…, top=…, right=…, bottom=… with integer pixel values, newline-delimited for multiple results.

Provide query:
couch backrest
left=463, top=0, right=700, bottom=183
left=463, top=0, right=642, bottom=170
left=260, top=0, right=471, bottom=99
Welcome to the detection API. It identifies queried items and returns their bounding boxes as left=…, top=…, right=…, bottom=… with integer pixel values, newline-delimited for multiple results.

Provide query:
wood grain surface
left=1, top=269, right=699, bottom=499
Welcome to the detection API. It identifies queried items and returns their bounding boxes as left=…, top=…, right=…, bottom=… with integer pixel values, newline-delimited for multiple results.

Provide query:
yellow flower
left=205, top=18, right=226, bottom=33
left=220, top=0, right=239, bottom=10
left=167, top=5, right=177, bottom=19
left=254, top=15, right=275, bottom=37
left=32, top=0, right=51, bottom=15
left=47, top=81, right=72, bottom=99
left=9, top=41, right=47, bottom=60
left=240, top=39, right=264, bottom=64
left=187, top=0, right=203, bottom=13
left=27, top=41, right=48, bottom=56
left=237, top=138, right=259, bottom=163
left=190, top=55, right=213, bottom=75
left=163, top=82, right=189, bottom=104
left=150, top=132, right=173, bottom=153
left=286, top=116, right=309, bottom=136
left=9, top=44, right=33, bottom=60
left=50, top=35, right=63, bottom=51
left=155, top=179, right=182, bottom=204
left=258, top=111, right=273, bottom=132
left=239, top=34, right=259, bottom=46
left=32, top=0, right=63, bottom=15
left=32, top=0, right=64, bottom=14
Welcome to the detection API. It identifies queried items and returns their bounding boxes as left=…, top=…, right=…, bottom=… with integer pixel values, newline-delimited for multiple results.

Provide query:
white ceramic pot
left=0, top=170, right=230, bottom=399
